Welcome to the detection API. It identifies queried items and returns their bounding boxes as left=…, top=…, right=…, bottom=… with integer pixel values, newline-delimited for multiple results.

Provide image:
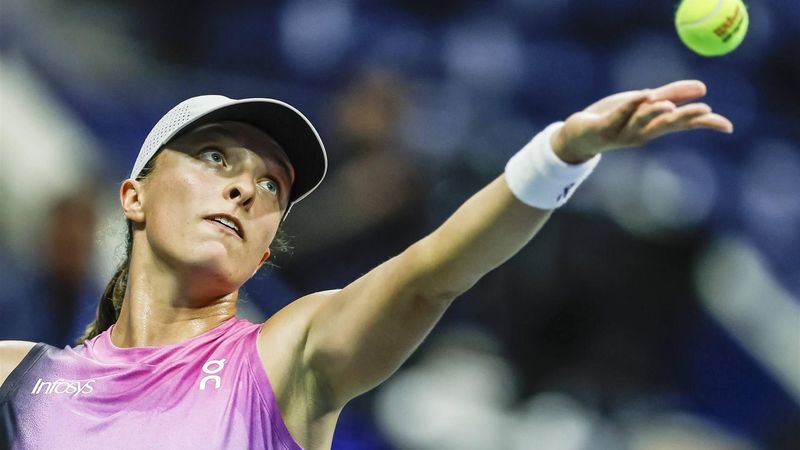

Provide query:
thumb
left=605, top=91, right=652, bottom=130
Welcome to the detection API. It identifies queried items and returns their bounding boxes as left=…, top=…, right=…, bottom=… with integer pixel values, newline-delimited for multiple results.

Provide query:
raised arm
left=292, top=80, right=733, bottom=409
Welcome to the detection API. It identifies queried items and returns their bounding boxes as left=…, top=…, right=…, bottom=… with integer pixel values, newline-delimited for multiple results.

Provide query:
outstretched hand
left=552, top=80, right=734, bottom=163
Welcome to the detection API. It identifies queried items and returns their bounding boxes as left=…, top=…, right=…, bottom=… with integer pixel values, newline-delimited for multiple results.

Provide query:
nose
left=224, top=176, right=256, bottom=210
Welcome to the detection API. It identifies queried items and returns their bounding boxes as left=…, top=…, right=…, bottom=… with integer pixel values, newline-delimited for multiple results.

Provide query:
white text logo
left=199, top=358, right=226, bottom=391
left=31, top=378, right=95, bottom=398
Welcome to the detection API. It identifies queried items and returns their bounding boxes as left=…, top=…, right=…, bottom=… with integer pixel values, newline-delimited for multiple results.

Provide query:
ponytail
left=76, top=225, right=132, bottom=345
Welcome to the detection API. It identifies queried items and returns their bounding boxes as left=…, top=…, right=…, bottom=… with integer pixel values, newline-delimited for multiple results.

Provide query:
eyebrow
left=266, top=155, right=295, bottom=189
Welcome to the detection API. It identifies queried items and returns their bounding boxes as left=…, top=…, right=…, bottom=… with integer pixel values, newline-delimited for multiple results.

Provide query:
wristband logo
left=31, top=378, right=96, bottom=398
left=557, top=182, right=576, bottom=202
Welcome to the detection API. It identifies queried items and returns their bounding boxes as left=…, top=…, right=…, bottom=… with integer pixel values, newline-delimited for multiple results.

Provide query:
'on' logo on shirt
left=199, top=358, right=226, bottom=391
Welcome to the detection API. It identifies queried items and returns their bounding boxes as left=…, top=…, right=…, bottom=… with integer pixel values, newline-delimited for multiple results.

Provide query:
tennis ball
left=675, top=0, right=749, bottom=57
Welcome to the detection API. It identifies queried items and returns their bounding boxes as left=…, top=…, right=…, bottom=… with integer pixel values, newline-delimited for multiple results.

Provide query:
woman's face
left=126, top=120, right=295, bottom=294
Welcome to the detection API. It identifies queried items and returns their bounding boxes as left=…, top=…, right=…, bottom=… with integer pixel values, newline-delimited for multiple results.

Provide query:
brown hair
left=76, top=150, right=290, bottom=345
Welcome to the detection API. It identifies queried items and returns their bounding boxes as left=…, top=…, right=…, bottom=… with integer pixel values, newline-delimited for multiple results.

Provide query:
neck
left=110, top=243, right=238, bottom=348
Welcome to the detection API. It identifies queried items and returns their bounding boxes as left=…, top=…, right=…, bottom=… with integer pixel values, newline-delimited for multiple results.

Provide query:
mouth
left=204, top=214, right=244, bottom=239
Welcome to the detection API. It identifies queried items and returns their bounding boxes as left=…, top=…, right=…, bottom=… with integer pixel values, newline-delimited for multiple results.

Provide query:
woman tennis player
left=0, top=80, right=732, bottom=449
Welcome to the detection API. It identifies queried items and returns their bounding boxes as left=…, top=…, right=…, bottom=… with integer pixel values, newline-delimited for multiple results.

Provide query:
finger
left=605, top=91, right=653, bottom=130
left=688, top=112, right=734, bottom=133
left=644, top=104, right=730, bottom=138
left=627, top=100, right=677, bottom=130
left=584, top=89, right=653, bottom=114
left=649, top=80, right=707, bottom=105
left=646, top=102, right=710, bottom=127
left=642, top=103, right=712, bottom=136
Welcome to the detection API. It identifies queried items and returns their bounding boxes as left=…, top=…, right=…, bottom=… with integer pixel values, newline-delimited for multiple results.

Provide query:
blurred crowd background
left=1, top=0, right=798, bottom=449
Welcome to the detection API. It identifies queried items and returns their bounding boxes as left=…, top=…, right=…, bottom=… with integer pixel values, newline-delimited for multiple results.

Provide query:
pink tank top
left=0, top=317, right=303, bottom=449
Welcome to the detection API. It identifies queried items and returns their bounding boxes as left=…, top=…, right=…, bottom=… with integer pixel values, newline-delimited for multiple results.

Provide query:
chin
left=188, top=264, right=245, bottom=297
left=180, top=251, right=248, bottom=292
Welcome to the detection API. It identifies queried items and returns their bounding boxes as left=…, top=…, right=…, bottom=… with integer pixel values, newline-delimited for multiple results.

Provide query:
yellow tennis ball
left=675, top=0, right=749, bottom=57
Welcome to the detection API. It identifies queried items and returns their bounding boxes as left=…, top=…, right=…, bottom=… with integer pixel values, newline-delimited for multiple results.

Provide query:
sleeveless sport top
left=0, top=317, right=303, bottom=450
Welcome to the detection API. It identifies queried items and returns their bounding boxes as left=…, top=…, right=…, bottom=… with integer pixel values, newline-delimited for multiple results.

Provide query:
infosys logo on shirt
left=31, top=378, right=96, bottom=397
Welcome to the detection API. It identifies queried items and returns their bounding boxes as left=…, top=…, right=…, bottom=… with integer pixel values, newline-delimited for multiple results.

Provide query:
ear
left=120, top=179, right=146, bottom=224
left=258, top=248, right=271, bottom=267
left=251, top=248, right=271, bottom=277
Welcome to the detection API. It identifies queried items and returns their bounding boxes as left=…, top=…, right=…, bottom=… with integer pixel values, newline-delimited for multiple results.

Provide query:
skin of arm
left=0, top=341, right=38, bottom=387
left=286, top=80, right=734, bottom=410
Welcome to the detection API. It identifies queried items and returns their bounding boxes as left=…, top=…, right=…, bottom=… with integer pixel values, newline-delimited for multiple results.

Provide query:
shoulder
left=260, top=290, right=340, bottom=340
left=0, top=340, right=38, bottom=387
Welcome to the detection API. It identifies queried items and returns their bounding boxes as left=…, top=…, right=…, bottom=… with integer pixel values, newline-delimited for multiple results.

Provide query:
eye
left=258, top=179, right=279, bottom=195
left=199, top=148, right=226, bottom=165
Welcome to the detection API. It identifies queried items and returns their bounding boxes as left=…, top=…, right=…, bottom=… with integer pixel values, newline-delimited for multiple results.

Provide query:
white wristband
left=504, top=122, right=601, bottom=210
